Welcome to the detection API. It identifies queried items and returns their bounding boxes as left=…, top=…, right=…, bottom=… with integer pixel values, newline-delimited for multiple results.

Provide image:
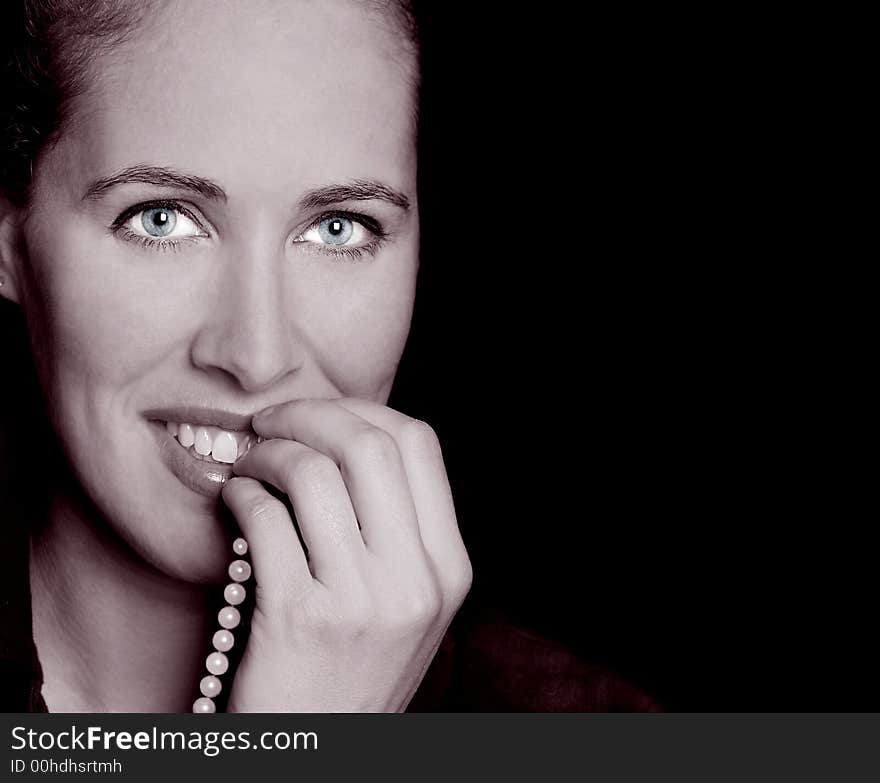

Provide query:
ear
left=0, top=195, right=26, bottom=305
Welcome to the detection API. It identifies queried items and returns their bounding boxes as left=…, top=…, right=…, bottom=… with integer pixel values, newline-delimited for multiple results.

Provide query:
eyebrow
left=82, top=166, right=409, bottom=211
left=82, top=165, right=227, bottom=201
left=298, top=180, right=410, bottom=212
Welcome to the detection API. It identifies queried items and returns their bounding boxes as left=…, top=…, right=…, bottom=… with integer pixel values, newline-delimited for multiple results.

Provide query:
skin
left=0, top=0, right=471, bottom=712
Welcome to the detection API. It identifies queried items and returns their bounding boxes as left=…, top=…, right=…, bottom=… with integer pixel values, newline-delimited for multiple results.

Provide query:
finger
left=221, top=476, right=312, bottom=598
left=233, top=438, right=365, bottom=586
left=252, top=400, right=422, bottom=557
left=332, top=398, right=471, bottom=598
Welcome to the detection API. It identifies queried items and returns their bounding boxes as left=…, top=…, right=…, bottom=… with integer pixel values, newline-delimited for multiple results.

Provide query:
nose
left=189, top=242, right=303, bottom=392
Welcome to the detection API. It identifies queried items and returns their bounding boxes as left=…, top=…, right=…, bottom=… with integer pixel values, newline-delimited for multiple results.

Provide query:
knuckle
left=288, top=451, right=337, bottom=491
left=346, top=427, right=399, bottom=468
left=400, top=418, right=441, bottom=455
left=415, top=585, right=444, bottom=622
left=243, top=495, right=286, bottom=524
left=298, top=593, right=373, bottom=640
left=390, top=583, right=443, bottom=629
left=339, top=598, right=374, bottom=636
left=447, top=557, right=474, bottom=605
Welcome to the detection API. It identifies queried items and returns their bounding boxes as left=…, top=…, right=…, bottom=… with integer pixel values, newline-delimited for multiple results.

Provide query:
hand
left=221, top=398, right=472, bottom=712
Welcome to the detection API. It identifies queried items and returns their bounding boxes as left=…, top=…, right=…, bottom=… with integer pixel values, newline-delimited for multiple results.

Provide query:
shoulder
left=408, top=604, right=662, bottom=712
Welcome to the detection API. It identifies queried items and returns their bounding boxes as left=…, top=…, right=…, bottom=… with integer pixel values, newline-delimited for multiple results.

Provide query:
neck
left=30, top=486, right=214, bottom=713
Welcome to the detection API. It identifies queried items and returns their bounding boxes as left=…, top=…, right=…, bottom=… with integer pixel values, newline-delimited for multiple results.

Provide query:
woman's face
left=14, top=0, right=419, bottom=581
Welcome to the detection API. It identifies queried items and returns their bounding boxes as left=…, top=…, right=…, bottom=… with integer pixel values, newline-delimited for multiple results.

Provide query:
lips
left=144, top=407, right=263, bottom=498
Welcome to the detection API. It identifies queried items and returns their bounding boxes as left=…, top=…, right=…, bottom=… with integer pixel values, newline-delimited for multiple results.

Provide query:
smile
left=145, top=407, right=265, bottom=498
left=163, top=421, right=261, bottom=464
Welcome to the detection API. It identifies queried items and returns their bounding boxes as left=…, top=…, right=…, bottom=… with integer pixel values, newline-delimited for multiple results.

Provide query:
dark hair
left=0, top=0, right=420, bottom=207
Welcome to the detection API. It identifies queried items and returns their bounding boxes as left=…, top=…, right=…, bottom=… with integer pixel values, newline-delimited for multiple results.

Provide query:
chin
left=86, top=479, right=238, bottom=586
left=140, top=501, right=240, bottom=585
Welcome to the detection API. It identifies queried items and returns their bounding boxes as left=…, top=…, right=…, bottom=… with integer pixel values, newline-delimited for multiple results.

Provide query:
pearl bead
left=233, top=538, right=248, bottom=555
left=213, top=629, right=234, bottom=652
left=193, top=697, right=215, bottom=713
left=206, top=652, right=229, bottom=675
left=218, top=606, right=241, bottom=629
left=200, top=675, right=222, bottom=698
left=224, top=583, right=246, bottom=606
left=229, top=560, right=251, bottom=582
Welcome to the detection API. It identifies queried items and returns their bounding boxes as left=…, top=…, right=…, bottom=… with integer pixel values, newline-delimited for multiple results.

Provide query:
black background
left=390, top=5, right=874, bottom=710
left=2, top=4, right=874, bottom=711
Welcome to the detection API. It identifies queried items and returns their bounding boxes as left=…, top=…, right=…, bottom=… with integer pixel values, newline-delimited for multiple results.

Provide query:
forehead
left=55, top=0, right=417, bottom=200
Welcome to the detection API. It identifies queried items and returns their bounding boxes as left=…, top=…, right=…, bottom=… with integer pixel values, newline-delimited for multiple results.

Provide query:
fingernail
left=254, top=405, right=277, bottom=419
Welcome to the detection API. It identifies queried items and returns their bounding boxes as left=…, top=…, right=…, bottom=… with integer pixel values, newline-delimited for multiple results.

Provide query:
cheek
left=23, top=224, right=181, bottom=390
left=301, top=258, right=418, bottom=399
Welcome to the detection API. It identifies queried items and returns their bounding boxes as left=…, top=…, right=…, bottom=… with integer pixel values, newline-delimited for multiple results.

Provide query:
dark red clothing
left=408, top=605, right=661, bottom=712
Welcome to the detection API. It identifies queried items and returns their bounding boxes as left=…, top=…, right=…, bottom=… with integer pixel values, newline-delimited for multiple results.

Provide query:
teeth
left=164, top=421, right=257, bottom=462
left=179, top=423, right=195, bottom=448
left=212, top=431, right=238, bottom=463
left=194, top=427, right=213, bottom=456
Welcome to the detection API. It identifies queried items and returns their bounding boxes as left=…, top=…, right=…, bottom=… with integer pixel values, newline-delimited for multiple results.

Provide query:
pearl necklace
left=192, top=537, right=252, bottom=713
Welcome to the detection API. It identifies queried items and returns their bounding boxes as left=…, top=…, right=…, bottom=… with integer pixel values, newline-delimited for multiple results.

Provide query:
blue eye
left=317, top=217, right=354, bottom=245
left=291, top=212, right=388, bottom=261
left=296, top=214, right=370, bottom=251
left=141, top=207, right=177, bottom=237
left=115, top=202, right=206, bottom=249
